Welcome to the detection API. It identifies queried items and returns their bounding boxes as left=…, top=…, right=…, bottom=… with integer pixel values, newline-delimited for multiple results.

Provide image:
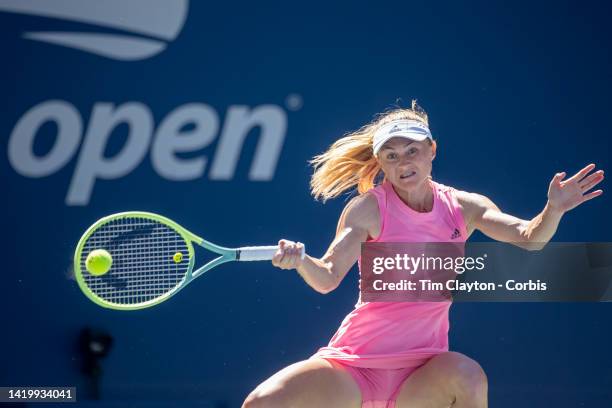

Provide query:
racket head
left=74, top=212, right=199, bottom=310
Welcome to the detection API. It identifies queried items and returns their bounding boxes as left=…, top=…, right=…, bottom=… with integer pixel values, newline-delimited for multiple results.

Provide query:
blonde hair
left=310, top=100, right=431, bottom=202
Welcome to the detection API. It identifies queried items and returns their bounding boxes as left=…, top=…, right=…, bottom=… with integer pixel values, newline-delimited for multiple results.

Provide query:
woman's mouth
left=400, top=171, right=416, bottom=179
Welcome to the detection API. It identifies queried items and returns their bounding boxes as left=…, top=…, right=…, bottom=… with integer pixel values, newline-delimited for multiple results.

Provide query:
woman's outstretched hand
left=547, top=163, right=604, bottom=213
left=272, top=239, right=305, bottom=270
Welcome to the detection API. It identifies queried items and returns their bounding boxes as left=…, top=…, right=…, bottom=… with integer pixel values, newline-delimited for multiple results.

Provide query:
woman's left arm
left=458, top=163, right=604, bottom=250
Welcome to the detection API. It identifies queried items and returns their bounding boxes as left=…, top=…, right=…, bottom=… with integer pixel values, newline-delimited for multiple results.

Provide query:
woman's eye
left=387, top=153, right=398, bottom=160
left=408, top=148, right=418, bottom=155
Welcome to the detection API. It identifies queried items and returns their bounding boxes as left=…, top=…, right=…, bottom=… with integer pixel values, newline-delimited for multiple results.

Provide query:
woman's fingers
left=579, top=170, right=605, bottom=191
left=286, top=243, right=302, bottom=265
left=581, top=189, right=603, bottom=203
left=272, top=239, right=303, bottom=269
left=295, top=242, right=305, bottom=259
left=568, top=163, right=596, bottom=183
left=272, top=240, right=287, bottom=267
left=281, top=247, right=295, bottom=268
left=551, top=172, right=566, bottom=186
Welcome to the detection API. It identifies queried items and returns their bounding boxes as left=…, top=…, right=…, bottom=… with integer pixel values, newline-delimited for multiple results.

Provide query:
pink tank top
left=312, top=179, right=468, bottom=369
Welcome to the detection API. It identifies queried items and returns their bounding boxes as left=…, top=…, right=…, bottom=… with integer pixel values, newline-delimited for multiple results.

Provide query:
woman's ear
left=374, top=153, right=384, bottom=168
left=431, top=140, right=437, bottom=160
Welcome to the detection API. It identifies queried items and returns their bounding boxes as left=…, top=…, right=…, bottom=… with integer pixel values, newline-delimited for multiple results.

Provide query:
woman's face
left=376, top=137, right=436, bottom=190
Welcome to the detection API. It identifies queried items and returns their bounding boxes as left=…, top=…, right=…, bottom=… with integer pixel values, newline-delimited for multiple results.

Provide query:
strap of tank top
left=441, top=184, right=467, bottom=237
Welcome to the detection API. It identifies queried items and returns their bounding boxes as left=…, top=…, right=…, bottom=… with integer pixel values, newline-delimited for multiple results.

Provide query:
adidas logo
left=450, top=228, right=461, bottom=239
left=389, top=125, right=402, bottom=133
left=0, top=0, right=188, bottom=61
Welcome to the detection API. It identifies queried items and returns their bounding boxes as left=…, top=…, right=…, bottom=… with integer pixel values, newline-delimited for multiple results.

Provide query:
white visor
left=373, top=120, right=432, bottom=155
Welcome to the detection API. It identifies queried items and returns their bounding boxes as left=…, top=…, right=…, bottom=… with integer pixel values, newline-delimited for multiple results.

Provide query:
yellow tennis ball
left=173, top=252, right=183, bottom=263
left=86, top=249, right=113, bottom=276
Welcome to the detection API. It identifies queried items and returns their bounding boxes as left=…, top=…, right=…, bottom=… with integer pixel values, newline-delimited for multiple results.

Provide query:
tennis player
left=242, top=102, right=604, bottom=408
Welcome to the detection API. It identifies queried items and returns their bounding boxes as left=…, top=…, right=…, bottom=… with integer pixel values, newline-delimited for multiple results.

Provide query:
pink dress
left=311, top=179, right=468, bottom=408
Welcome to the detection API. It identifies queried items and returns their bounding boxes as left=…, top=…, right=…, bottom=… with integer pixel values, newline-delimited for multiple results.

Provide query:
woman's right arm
left=271, top=193, right=380, bottom=294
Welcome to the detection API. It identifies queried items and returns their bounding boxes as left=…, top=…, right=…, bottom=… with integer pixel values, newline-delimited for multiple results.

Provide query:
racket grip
left=238, top=245, right=306, bottom=261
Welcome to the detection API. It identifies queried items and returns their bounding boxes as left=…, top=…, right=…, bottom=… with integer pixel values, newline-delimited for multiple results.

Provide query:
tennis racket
left=74, top=211, right=304, bottom=310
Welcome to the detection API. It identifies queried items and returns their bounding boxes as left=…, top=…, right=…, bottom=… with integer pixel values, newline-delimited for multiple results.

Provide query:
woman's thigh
left=243, top=358, right=362, bottom=408
left=395, top=352, right=488, bottom=408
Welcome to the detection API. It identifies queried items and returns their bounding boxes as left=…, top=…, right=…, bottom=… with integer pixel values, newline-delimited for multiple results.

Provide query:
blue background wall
left=1, top=1, right=610, bottom=407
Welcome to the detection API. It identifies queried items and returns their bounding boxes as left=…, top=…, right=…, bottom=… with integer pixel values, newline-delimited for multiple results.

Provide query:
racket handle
left=237, top=245, right=306, bottom=261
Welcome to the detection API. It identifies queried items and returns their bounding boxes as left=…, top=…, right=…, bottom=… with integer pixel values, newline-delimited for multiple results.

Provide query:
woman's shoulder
left=432, top=179, right=462, bottom=194
left=339, top=190, right=381, bottom=236
left=441, top=183, right=487, bottom=209
left=432, top=180, right=475, bottom=216
left=435, top=182, right=492, bottom=228
left=432, top=180, right=472, bottom=200
left=344, top=190, right=380, bottom=218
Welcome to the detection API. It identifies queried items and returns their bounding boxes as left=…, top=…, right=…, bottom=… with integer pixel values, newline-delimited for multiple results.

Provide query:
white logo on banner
left=8, top=101, right=289, bottom=205
left=0, top=0, right=188, bottom=60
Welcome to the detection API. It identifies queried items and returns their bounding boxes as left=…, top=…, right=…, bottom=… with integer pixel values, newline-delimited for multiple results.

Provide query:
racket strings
left=80, top=217, right=190, bottom=306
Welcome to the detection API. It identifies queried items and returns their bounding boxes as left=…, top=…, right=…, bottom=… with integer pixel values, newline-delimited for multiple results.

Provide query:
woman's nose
left=398, top=154, right=412, bottom=166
